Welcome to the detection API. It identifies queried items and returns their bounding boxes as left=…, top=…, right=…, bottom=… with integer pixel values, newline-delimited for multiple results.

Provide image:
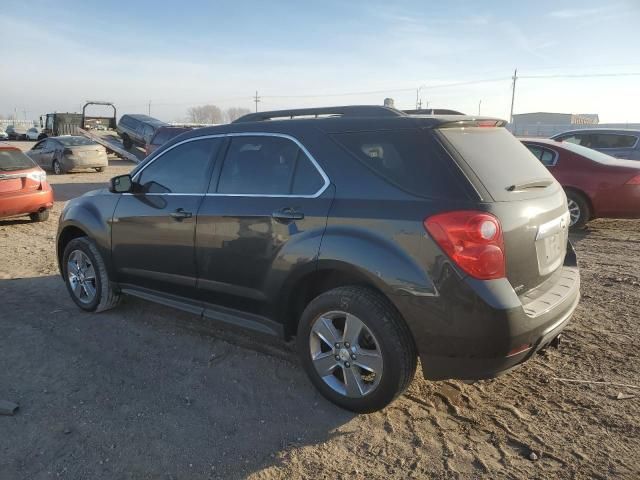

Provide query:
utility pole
left=253, top=91, right=260, bottom=112
left=509, top=68, right=518, bottom=124
left=478, top=100, right=482, bottom=116
left=148, top=100, right=152, bottom=116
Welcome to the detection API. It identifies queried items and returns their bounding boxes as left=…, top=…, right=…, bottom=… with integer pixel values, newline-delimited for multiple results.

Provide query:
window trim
left=525, top=143, right=559, bottom=167
left=131, top=132, right=330, bottom=198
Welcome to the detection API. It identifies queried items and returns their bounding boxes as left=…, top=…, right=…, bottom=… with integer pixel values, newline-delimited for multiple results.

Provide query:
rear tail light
left=424, top=211, right=506, bottom=280
left=26, top=170, right=46, bottom=183
left=626, top=174, right=640, bottom=185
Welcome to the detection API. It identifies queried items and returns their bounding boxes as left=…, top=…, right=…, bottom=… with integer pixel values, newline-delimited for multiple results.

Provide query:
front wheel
left=297, top=286, right=417, bottom=413
left=62, top=237, right=121, bottom=312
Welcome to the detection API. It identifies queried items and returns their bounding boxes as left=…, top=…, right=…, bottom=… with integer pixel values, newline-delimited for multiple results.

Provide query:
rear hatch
left=436, top=124, right=569, bottom=294
left=0, top=149, right=41, bottom=195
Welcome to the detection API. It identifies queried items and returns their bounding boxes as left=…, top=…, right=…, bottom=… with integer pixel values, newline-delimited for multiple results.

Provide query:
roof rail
left=233, top=105, right=405, bottom=123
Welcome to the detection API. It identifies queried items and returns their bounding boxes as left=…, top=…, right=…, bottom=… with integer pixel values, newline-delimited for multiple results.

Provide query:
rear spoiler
left=435, top=118, right=508, bottom=129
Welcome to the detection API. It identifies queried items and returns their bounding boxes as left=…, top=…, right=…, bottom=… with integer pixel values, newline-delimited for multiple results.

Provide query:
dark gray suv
left=116, top=114, right=167, bottom=150
left=57, top=106, right=580, bottom=412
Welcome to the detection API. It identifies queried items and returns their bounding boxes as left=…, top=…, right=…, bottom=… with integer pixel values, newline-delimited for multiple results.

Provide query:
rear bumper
left=0, top=186, right=54, bottom=218
left=396, top=242, right=580, bottom=381
left=419, top=289, right=578, bottom=380
left=62, top=156, right=108, bottom=171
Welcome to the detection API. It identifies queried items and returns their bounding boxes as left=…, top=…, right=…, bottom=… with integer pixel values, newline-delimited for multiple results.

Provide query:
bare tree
left=186, top=105, right=224, bottom=124
left=225, top=107, right=251, bottom=123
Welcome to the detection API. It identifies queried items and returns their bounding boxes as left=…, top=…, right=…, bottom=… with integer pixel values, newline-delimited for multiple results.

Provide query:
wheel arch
left=279, top=261, right=411, bottom=340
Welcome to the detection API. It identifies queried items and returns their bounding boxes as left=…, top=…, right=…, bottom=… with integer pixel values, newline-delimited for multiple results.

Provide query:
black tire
left=53, top=159, right=64, bottom=175
left=297, top=286, right=417, bottom=413
left=566, top=190, right=591, bottom=229
left=95, top=167, right=105, bottom=172
left=62, top=237, right=121, bottom=313
left=29, top=210, right=49, bottom=222
left=122, top=134, right=133, bottom=150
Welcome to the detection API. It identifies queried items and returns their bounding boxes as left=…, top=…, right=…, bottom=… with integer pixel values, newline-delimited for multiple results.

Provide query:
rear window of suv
left=437, top=127, right=557, bottom=202
left=331, top=129, right=468, bottom=199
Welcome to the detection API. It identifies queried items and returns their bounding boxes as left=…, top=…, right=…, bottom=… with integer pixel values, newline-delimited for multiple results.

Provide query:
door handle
left=170, top=208, right=192, bottom=220
left=272, top=207, right=304, bottom=222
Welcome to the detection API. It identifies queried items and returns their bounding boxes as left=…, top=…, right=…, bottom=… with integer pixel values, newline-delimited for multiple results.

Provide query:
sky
left=1, top=0, right=640, bottom=123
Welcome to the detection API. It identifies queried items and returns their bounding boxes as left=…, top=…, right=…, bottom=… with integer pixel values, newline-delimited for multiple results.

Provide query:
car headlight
left=27, top=170, right=46, bottom=182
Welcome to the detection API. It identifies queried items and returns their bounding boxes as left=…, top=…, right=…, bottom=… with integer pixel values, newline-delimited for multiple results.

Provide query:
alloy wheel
left=567, top=199, right=581, bottom=227
left=67, top=250, right=97, bottom=304
left=309, top=310, right=383, bottom=398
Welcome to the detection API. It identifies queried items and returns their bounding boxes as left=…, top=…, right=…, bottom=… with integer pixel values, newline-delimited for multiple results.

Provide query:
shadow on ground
left=0, top=276, right=354, bottom=479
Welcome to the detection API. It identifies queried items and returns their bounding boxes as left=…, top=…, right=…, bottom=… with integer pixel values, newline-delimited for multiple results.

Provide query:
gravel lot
left=1, top=142, right=639, bottom=479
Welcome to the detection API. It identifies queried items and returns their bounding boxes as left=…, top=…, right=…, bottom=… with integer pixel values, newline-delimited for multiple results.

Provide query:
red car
left=0, top=143, right=54, bottom=222
left=522, top=138, right=640, bottom=228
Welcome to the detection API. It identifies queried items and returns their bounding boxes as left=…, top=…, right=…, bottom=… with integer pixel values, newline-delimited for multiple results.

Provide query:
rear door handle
left=170, top=208, right=192, bottom=220
left=272, top=207, right=304, bottom=222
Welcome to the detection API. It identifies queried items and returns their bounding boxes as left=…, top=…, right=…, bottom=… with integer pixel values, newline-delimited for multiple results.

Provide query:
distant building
left=513, top=112, right=599, bottom=126
left=510, top=112, right=600, bottom=137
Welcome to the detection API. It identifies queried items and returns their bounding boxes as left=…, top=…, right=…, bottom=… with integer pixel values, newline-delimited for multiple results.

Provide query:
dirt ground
left=1, top=143, right=638, bottom=479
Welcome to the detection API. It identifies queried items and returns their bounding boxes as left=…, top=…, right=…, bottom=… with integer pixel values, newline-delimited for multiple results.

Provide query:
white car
left=0, top=130, right=8, bottom=140
left=26, top=127, right=41, bottom=141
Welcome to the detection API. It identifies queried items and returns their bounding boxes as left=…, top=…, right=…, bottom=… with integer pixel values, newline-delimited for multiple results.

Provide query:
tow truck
left=38, top=101, right=140, bottom=163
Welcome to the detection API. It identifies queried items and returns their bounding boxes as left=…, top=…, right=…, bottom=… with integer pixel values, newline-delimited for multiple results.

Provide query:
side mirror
left=109, top=174, right=133, bottom=193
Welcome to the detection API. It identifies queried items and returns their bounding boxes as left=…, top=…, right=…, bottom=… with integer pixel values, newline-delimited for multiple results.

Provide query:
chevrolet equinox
left=56, top=106, right=580, bottom=412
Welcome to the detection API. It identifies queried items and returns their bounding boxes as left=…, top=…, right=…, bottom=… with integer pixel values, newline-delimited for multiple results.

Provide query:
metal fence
left=508, top=122, right=640, bottom=138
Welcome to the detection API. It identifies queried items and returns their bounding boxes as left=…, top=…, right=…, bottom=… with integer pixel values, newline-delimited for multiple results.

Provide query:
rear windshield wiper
left=506, top=179, right=553, bottom=192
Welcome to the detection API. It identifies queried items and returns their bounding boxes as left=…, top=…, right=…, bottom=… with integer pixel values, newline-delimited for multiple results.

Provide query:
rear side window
left=591, top=133, right=637, bottom=149
left=438, top=127, right=556, bottom=202
left=0, top=149, right=36, bottom=171
left=137, top=138, right=221, bottom=194
left=331, top=129, right=465, bottom=199
left=525, top=145, right=557, bottom=166
left=216, top=136, right=324, bottom=196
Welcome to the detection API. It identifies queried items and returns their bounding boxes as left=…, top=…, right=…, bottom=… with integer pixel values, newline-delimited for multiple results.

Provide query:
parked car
left=145, top=126, right=196, bottom=156
left=5, top=125, right=28, bottom=140
left=117, top=114, right=167, bottom=150
left=27, top=136, right=108, bottom=174
left=0, top=143, right=54, bottom=222
left=57, top=106, right=579, bottom=413
left=26, top=127, right=41, bottom=141
left=551, top=128, right=640, bottom=160
left=522, top=138, right=640, bottom=228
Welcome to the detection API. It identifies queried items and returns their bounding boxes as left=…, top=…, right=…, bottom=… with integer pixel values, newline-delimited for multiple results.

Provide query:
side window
left=217, top=136, right=323, bottom=195
left=561, top=133, right=592, bottom=147
left=137, top=138, right=221, bottom=194
left=525, top=145, right=557, bottom=166
left=143, top=125, right=154, bottom=140
left=591, top=134, right=638, bottom=149
left=46, top=116, right=54, bottom=130
left=32, top=140, right=45, bottom=151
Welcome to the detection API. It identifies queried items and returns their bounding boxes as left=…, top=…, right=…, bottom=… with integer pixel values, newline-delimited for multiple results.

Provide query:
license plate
left=535, top=213, right=569, bottom=275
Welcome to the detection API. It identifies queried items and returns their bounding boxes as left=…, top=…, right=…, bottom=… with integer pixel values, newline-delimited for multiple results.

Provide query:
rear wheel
left=566, top=190, right=591, bottom=229
left=297, top=286, right=417, bottom=413
left=53, top=159, right=64, bottom=175
left=29, top=210, right=49, bottom=222
left=62, top=237, right=121, bottom=312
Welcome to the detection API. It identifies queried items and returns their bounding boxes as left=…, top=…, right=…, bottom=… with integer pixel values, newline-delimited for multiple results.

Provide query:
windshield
left=0, top=149, right=37, bottom=171
left=56, top=136, right=96, bottom=147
